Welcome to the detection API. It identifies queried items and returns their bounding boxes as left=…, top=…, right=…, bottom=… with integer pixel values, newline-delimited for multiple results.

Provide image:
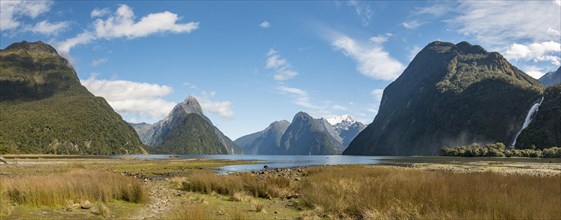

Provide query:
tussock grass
left=300, top=166, right=561, bottom=219
left=1, top=169, right=146, bottom=207
left=168, top=204, right=208, bottom=220
left=182, top=172, right=291, bottom=199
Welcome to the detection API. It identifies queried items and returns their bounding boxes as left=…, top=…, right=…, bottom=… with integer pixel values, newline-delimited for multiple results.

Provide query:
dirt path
left=130, top=180, right=182, bottom=220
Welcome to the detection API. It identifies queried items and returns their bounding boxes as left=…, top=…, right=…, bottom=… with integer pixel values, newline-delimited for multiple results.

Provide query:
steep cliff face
left=0, top=41, right=145, bottom=154
left=515, top=84, right=561, bottom=149
left=344, top=41, right=543, bottom=156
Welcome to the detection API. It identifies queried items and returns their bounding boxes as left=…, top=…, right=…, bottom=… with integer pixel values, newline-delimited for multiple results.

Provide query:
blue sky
left=1, top=0, right=560, bottom=139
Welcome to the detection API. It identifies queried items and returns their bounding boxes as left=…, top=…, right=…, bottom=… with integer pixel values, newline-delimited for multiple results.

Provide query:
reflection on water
left=124, top=154, right=404, bottom=174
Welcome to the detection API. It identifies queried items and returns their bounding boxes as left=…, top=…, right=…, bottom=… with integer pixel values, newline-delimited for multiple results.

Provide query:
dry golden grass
left=299, top=166, right=561, bottom=219
left=182, top=172, right=292, bottom=199
left=1, top=169, right=146, bottom=207
left=167, top=204, right=208, bottom=220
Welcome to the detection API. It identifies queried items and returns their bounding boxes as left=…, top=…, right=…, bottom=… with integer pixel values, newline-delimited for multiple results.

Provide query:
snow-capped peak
left=326, top=114, right=355, bottom=125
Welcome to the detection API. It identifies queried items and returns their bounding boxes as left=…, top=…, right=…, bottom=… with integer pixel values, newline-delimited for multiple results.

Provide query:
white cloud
left=401, top=20, right=422, bottom=30
left=450, top=1, right=561, bottom=45
left=91, top=58, right=108, bottom=66
left=274, top=70, right=298, bottom=81
left=504, top=41, right=561, bottom=66
left=265, top=49, right=298, bottom=81
left=332, top=35, right=404, bottom=81
left=91, top=8, right=110, bottom=18
left=196, top=91, right=234, bottom=118
left=56, top=4, right=199, bottom=54
left=265, top=49, right=288, bottom=69
left=523, top=66, right=547, bottom=79
left=347, top=0, right=373, bottom=26
left=57, top=32, right=95, bottom=54
left=277, top=85, right=322, bottom=110
left=81, top=75, right=175, bottom=123
left=259, top=20, right=270, bottom=29
left=0, top=0, right=52, bottom=31
left=369, top=33, right=392, bottom=44
left=26, top=20, right=69, bottom=35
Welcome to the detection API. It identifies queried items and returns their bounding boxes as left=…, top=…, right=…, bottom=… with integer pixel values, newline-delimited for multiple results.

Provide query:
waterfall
left=510, top=97, right=544, bottom=148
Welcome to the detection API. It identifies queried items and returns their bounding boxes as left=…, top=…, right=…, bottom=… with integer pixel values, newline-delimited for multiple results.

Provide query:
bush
left=440, top=143, right=560, bottom=158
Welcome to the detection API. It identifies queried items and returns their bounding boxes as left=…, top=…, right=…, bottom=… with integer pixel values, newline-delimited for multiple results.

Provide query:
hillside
left=344, top=41, right=543, bottom=155
left=278, top=112, right=343, bottom=155
left=0, top=41, right=145, bottom=154
left=133, top=96, right=240, bottom=154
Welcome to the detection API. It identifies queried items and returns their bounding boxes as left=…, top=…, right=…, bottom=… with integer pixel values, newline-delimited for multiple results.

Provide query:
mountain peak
left=178, top=95, right=203, bottom=115
left=4, top=41, right=58, bottom=54
left=326, top=115, right=355, bottom=125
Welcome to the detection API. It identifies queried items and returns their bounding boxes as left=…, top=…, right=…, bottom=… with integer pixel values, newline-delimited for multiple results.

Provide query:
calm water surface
left=126, top=155, right=405, bottom=174
left=123, top=154, right=560, bottom=174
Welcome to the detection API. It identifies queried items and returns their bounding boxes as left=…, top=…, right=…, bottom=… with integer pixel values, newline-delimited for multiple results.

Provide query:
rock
left=72, top=203, right=81, bottom=209
left=81, top=200, right=92, bottom=209
left=217, top=210, right=225, bottom=215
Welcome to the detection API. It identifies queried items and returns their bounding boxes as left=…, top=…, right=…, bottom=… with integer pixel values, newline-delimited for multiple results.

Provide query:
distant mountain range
left=0, top=41, right=145, bottom=154
left=344, top=41, right=544, bottom=156
left=130, top=96, right=240, bottom=154
left=539, top=67, right=561, bottom=87
left=235, top=113, right=365, bottom=155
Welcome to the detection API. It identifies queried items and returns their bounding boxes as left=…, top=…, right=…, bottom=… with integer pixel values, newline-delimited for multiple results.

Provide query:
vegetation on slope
left=0, top=41, right=145, bottom=154
left=150, top=113, right=229, bottom=154
left=345, top=41, right=543, bottom=156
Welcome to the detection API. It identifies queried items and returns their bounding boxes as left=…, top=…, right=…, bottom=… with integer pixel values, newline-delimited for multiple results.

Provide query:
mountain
left=326, top=115, right=366, bottom=147
left=234, top=120, right=290, bottom=155
left=344, top=41, right=543, bottom=156
left=0, top=41, right=145, bottom=154
left=278, top=112, right=344, bottom=155
left=539, top=67, right=561, bottom=86
left=515, top=84, right=561, bottom=149
left=133, top=96, right=240, bottom=154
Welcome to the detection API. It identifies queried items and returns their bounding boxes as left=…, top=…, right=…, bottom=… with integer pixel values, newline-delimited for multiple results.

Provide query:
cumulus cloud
left=505, top=41, right=561, bottom=66
left=91, top=58, right=108, bottom=66
left=332, top=35, right=404, bottom=81
left=196, top=91, right=234, bottom=118
left=1, top=0, right=68, bottom=35
left=26, top=20, right=69, bottom=35
left=56, top=4, right=199, bottom=54
left=0, top=0, right=52, bottom=31
left=81, top=75, right=175, bottom=123
left=522, top=65, right=547, bottom=79
left=259, top=20, right=270, bottom=29
left=265, top=49, right=298, bottom=81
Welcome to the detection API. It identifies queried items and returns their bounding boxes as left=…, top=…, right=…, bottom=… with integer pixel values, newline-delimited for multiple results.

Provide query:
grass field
left=1, top=156, right=560, bottom=219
